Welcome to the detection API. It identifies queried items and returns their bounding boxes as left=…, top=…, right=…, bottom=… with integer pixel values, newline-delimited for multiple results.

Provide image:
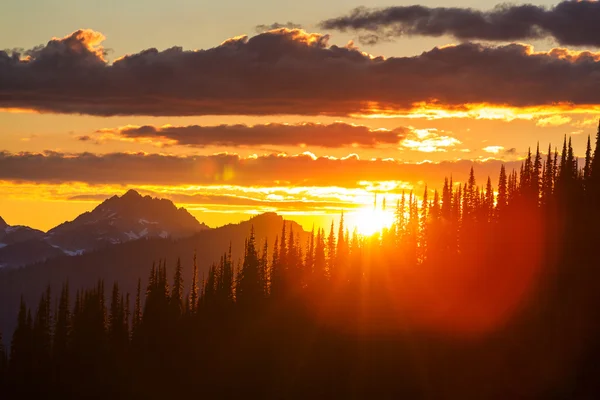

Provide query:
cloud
left=0, top=150, right=524, bottom=189
left=400, top=128, right=461, bottom=152
left=97, top=122, right=407, bottom=148
left=320, top=2, right=600, bottom=47
left=482, top=145, right=504, bottom=154
left=535, top=115, right=572, bottom=127
left=255, top=22, right=302, bottom=33
left=504, top=147, right=517, bottom=155
left=4, top=29, right=600, bottom=116
left=76, top=135, right=93, bottom=141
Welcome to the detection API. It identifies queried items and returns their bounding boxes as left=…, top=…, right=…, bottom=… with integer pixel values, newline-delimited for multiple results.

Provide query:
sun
left=350, top=207, right=395, bottom=236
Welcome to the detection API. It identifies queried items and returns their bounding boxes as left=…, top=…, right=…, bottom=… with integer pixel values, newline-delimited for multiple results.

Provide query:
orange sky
left=1, top=27, right=598, bottom=232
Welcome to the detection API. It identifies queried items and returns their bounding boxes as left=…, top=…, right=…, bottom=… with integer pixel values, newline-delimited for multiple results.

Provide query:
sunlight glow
left=349, top=207, right=395, bottom=236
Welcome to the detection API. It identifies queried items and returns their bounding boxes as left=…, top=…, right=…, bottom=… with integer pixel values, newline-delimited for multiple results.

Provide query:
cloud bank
left=3, top=28, right=600, bottom=116
left=100, top=123, right=407, bottom=148
left=0, top=150, right=520, bottom=188
left=320, top=1, right=600, bottom=47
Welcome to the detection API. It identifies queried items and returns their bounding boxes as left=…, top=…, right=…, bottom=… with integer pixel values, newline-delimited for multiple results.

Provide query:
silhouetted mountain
left=0, top=219, right=48, bottom=267
left=48, top=189, right=208, bottom=252
left=0, top=212, right=306, bottom=337
left=0, top=190, right=209, bottom=269
left=0, top=220, right=45, bottom=248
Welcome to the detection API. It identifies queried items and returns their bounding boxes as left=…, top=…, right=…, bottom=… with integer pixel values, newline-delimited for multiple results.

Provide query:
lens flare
left=349, top=207, right=395, bottom=236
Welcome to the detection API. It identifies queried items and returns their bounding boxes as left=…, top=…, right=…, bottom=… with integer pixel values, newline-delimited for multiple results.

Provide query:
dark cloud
left=255, top=22, right=302, bottom=33
left=107, top=123, right=407, bottom=148
left=3, top=28, right=600, bottom=116
left=76, top=135, right=93, bottom=141
left=67, top=194, right=112, bottom=201
left=504, top=147, right=517, bottom=155
left=0, top=150, right=522, bottom=189
left=320, top=2, right=600, bottom=47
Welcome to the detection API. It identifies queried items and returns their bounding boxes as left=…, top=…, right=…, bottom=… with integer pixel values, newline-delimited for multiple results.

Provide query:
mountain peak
left=0, top=216, right=7, bottom=229
left=121, top=189, right=143, bottom=200
left=46, top=190, right=209, bottom=255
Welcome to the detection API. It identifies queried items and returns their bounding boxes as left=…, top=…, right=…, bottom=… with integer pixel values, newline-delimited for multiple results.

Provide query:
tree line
left=2, top=126, right=600, bottom=398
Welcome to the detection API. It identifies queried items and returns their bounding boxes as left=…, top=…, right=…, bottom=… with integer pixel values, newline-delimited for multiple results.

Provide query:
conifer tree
left=9, top=298, right=32, bottom=385
left=109, top=283, right=128, bottom=353
left=590, top=120, right=600, bottom=194
left=421, top=185, right=428, bottom=225
left=560, top=135, right=568, bottom=180
left=306, top=226, right=315, bottom=275
left=497, top=165, right=508, bottom=215
left=465, top=167, right=477, bottom=219
left=431, top=189, right=440, bottom=221
left=584, top=135, right=592, bottom=185
left=337, top=212, right=347, bottom=269
left=190, top=252, right=199, bottom=315
left=313, top=228, right=327, bottom=284
left=327, top=220, right=336, bottom=277
left=270, top=235, right=280, bottom=297
left=32, top=288, right=52, bottom=375
left=272, top=222, right=287, bottom=296
left=53, top=282, right=71, bottom=363
left=441, top=178, right=452, bottom=220
left=485, top=177, right=494, bottom=220
left=237, top=226, right=262, bottom=305
left=541, top=144, right=554, bottom=206
left=133, top=278, right=142, bottom=333
left=0, top=330, right=6, bottom=387
left=452, top=183, right=462, bottom=223
left=171, top=258, right=184, bottom=318
left=532, top=143, right=542, bottom=202
left=260, top=239, right=269, bottom=296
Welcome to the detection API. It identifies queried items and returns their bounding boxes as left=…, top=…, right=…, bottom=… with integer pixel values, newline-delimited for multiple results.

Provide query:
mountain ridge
left=0, top=189, right=209, bottom=268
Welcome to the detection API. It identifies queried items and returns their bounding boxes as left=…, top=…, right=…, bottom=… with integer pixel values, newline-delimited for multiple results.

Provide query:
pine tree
left=431, top=189, right=440, bottom=221
left=584, top=135, right=592, bottom=186
left=190, top=252, right=199, bottom=315
left=53, top=282, right=71, bottom=363
left=306, top=226, right=315, bottom=275
left=7, top=300, right=32, bottom=390
left=270, top=235, right=280, bottom=297
left=272, top=221, right=287, bottom=296
left=485, top=176, right=494, bottom=221
left=170, top=258, right=184, bottom=318
left=441, top=177, right=451, bottom=220
left=465, top=167, right=477, bottom=219
left=237, top=226, right=262, bottom=305
left=313, top=228, right=327, bottom=284
left=32, top=288, right=52, bottom=376
left=421, top=185, right=428, bottom=225
left=497, top=165, right=508, bottom=215
left=109, top=282, right=127, bottom=353
left=532, top=143, right=542, bottom=202
left=337, top=212, right=346, bottom=268
left=327, top=220, right=336, bottom=277
left=260, top=239, right=269, bottom=296
left=541, top=144, right=554, bottom=206
left=133, top=278, right=142, bottom=333
left=0, top=330, right=6, bottom=387
left=590, top=120, right=600, bottom=195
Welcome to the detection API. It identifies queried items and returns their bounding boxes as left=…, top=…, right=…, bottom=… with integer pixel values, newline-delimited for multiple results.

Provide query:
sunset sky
left=1, top=0, right=599, bottom=231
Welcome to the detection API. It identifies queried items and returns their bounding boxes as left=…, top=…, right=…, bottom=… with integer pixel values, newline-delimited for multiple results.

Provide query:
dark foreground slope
left=0, top=212, right=306, bottom=337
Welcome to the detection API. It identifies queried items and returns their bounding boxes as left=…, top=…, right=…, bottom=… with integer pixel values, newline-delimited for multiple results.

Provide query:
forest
left=1, top=128, right=600, bottom=399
